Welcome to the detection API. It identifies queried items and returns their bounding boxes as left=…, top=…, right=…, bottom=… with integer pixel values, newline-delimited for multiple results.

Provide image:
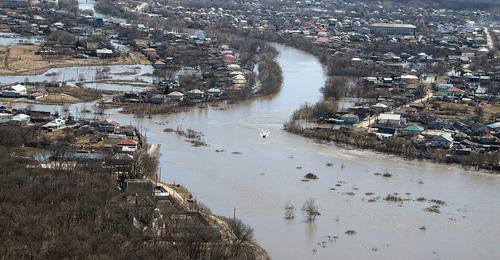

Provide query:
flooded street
left=101, top=46, right=500, bottom=259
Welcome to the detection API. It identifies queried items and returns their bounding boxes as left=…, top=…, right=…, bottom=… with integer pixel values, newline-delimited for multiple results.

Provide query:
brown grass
left=0, top=45, right=150, bottom=76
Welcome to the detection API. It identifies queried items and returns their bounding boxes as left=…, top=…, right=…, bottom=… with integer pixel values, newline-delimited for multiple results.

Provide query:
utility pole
left=233, top=207, right=236, bottom=221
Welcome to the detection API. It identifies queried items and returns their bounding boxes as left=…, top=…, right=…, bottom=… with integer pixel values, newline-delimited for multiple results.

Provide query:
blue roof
left=487, top=122, right=500, bottom=129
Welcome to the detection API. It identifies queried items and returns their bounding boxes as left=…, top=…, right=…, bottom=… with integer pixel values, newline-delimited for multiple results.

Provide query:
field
left=0, top=45, right=150, bottom=76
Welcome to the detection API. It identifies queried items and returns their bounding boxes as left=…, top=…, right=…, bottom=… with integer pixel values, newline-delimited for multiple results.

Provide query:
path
left=484, top=27, right=494, bottom=50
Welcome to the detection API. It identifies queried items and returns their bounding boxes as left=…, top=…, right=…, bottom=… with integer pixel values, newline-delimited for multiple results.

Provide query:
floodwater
left=0, top=32, right=43, bottom=46
left=78, top=0, right=127, bottom=24
left=0, top=64, right=154, bottom=85
left=103, top=46, right=500, bottom=259
left=4, top=44, right=499, bottom=259
left=78, top=0, right=96, bottom=12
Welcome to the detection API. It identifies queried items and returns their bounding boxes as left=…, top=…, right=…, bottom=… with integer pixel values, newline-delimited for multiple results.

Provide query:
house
left=222, top=54, right=236, bottom=64
left=95, top=48, right=113, bottom=58
left=0, top=106, right=10, bottom=114
left=167, top=91, right=184, bottom=101
left=403, top=124, right=425, bottom=135
left=114, top=125, right=136, bottom=137
left=116, top=138, right=138, bottom=148
left=453, top=132, right=468, bottom=141
left=98, top=119, right=120, bottom=133
left=186, top=89, right=205, bottom=100
left=10, top=114, right=30, bottom=125
left=2, top=84, right=27, bottom=98
left=149, top=94, right=167, bottom=104
left=372, top=103, right=389, bottom=112
left=42, top=118, right=65, bottom=130
left=152, top=61, right=166, bottom=69
left=378, top=113, right=403, bottom=126
left=207, top=88, right=221, bottom=99
left=430, top=118, right=453, bottom=129
left=431, top=133, right=454, bottom=148
left=340, top=114, right=359, bottom=125
left=439, top=86, right=464, bottom=97
left=0, top=113, right=13, bottom=124
left=487, top=122, right=500, bottom=132
left=226, top=64, right=241, bottom=71
left=370, top=23, right=416, bottom=36
left=116, top=138, right=138, bottom=154
left=479, top=133, right=496, bottom=144
left=470, top=122, right=488, bottom=136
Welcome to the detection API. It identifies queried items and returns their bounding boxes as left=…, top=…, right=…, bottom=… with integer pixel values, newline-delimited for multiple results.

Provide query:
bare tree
left=284, top=201, right=295, bottom=220
left=130, top=149, right=157, bottom=179
left=302, top=198, right=320, bottom=222
left=228, top=218, right=255, bottom=258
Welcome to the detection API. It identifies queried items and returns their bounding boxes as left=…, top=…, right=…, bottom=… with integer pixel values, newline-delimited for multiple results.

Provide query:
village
left=61, top=0, right=498, bottom=169
left=0, top=0, right=283, bottom=117
left=0, top=0, right=500, bottom=259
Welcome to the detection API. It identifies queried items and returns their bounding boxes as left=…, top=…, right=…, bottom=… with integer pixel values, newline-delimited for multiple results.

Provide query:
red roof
left=105, top=119, right=120, bottom=126
left=116, top=139, right=138, bottom=146
left=481, top=133, right=495, bottom=139
left=447, top=87, right=462, bottom=92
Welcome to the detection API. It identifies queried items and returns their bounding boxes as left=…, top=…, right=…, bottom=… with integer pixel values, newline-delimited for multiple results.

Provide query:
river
left=102, top=46, right=499, bottom=259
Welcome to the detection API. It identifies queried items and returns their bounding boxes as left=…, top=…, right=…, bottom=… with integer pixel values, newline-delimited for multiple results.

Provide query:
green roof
left=404, top=124, right=425, bottom=132
left=436, top=83, right=453, bottom=89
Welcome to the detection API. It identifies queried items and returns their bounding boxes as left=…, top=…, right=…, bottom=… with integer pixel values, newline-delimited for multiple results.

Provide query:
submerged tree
left=284, top=201, right=296, bottom=220
left=302, top=198, right=321, bottom=222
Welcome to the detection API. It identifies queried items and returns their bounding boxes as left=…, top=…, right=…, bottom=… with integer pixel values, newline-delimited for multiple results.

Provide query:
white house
left=167, top=91, right=184, bottom=101
left=42, top=118, right=66, bottom=130
left=11, top=114, right=31, bottom=125
left=0, top=113, right=13, bottom=124
left=378, top=113, right=403, bottom=126
left=2, top=84, right=27, bottom=98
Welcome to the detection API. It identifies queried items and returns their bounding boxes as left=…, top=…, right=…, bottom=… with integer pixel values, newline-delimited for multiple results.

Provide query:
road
left=484, top=27, right=494, bottom=50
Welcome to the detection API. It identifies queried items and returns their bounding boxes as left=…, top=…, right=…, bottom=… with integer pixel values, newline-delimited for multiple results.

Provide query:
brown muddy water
left=11, top=46, right=500, bottom=259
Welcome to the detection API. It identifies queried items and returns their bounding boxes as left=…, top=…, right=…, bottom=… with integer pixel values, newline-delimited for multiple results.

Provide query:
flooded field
left=0, top=64, right=155, bottom=85
left=0, top=32, right=43, bottom=46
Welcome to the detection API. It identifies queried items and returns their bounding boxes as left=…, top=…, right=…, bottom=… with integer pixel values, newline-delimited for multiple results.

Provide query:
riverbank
left=146, top=144, right=270, bottom=260
left=285, top=122, right=499, bottom=172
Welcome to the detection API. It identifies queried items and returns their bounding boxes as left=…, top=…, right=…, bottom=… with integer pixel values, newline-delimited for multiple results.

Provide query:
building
left=340, top=114, right=359, bottom=125
left=371, top=23, right=416, bottom=36
left=431, top=134, right=454, bottom=148
left=2, top=84, right=27, bottom=98
left=42, top=118, right=65, bottom=130
left=403, top=124, right=425, bottom=135
left=0, top=113, right=13, bottom=124
left=11, top=114, right=30, bottom=125
left=378, top=113, right=403, bottom=126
